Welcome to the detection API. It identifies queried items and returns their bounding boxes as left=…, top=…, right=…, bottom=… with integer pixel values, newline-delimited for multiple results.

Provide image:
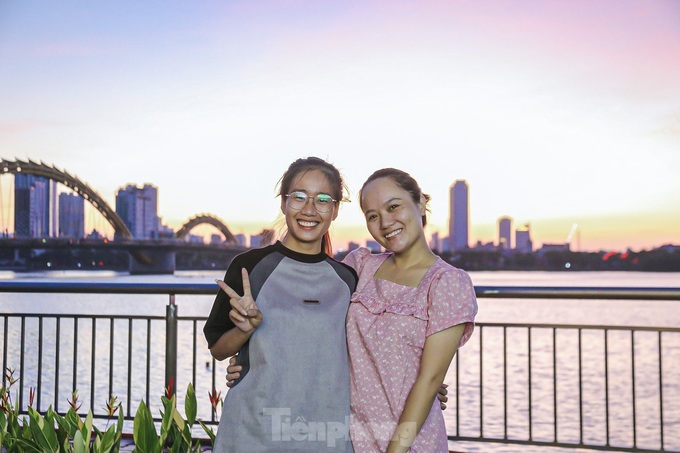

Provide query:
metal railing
left=1, top=281, right=679, bottom=452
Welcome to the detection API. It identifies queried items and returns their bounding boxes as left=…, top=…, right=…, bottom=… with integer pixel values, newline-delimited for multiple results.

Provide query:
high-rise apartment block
left=366, top=240, right=382, bottom=253
left=498, top=216, right=513, bottom=250
left=234, top=233, right=247, bottom=247
left=429, top=231, right=442, bottom=252
left=59, top=192, right=85, bottom=238
left=14, top=174, right=56, bottom=238
left=115, top=184, right=160, bottom=239
left=448, top=180, right=469, bottom=251
left=515, top=224, right=533, bottom=253
left=250, top=229, right=275, bottom=249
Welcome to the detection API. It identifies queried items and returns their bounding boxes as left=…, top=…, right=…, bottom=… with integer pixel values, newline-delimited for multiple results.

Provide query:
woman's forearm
left=387, top=375, right=442, bottom=453
left=387, top=323, right=467, bottom=453
left=209, top=327, right=254, bottom=361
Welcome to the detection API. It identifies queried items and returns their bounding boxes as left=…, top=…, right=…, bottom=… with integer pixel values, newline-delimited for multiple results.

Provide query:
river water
left=0, top=270, right=678, bottom=452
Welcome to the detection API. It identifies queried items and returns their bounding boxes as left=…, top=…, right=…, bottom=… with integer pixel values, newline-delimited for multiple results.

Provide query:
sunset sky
left=1, top=0, right=679, bottom=252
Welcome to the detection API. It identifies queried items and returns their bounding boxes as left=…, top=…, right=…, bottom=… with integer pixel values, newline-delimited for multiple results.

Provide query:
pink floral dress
left=343, top=248, right=477, bottom=453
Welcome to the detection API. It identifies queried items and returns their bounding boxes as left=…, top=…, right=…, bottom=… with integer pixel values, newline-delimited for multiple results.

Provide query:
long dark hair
left=277, top=157, right=349, bottom=256
left=359, top=168, right=431, bottom=226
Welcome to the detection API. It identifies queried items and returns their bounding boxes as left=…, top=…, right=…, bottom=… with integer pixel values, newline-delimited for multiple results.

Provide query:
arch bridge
left=1, top=158, right=239, bottom=271
left=175, top=214, right=237, bottom=243
left=2, top=158, right=133, bottom=239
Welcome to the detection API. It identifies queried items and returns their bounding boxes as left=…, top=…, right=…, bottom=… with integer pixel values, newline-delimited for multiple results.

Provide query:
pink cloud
left=0, top=120, right=62, bottom=137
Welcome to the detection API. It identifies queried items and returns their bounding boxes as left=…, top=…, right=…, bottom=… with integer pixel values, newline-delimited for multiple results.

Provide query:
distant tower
left=49, top=180, right=58, bottom=237
left=14, top=174, right=52, bottom=238
left=250, top=228, right=275, bottom=248
left=366, top=240, right=382, bottom=253
left=59, top=192, right=85, bottom=239
left=448, top=180, right=469, bottom=251
left=498, top=216, right=513, bottom=250
left=234, top=233, right=247, bottom=247
left=515, top=223, right=533, bottom=253
left=115, top=184, right=160, bottom=239
left=429, top=231, right=441, bottom=252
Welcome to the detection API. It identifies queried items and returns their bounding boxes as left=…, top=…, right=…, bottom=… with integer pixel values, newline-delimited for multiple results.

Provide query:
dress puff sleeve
left=341, top=247, right=374, bottom=275
left=426, top=267, right=478, bottom=348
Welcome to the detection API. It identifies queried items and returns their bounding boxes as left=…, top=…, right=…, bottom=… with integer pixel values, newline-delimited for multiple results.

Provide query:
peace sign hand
left=215, top=268, right=263, bottom=333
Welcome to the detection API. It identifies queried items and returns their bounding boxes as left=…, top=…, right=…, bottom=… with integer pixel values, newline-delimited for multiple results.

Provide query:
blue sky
left=1, top=0, right=679, bottom=251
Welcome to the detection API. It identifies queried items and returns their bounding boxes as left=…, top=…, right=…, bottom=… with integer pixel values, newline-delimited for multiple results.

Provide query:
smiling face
left=360, top=176, right=427, bottom=255
left=280, top=169, right=339, bottom=254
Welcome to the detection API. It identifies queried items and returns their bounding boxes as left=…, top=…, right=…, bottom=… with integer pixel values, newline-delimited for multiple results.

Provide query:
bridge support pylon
left=129, top=250, right=176, bottom=275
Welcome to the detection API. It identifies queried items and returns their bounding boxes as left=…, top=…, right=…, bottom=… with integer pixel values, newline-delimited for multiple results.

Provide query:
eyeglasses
left=285, top=191, right=338, bottom=213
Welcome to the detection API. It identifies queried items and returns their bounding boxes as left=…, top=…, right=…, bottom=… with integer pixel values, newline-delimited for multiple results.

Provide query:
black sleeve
left=203, top=254, right=248, bottom=349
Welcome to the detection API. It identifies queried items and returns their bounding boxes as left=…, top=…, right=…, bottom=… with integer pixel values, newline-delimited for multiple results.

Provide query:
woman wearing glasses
left=204, top=156, right=357, bottom=452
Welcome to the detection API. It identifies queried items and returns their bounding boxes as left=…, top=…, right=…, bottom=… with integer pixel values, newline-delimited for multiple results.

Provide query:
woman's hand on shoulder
left=226, top=355, right=242, bottom=387
left=437, top=383, right=448, bottom=410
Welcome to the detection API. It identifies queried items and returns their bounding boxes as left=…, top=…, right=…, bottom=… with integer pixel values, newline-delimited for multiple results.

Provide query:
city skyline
left=1, top=1, right=679, bottom=252
left=0, top=163, right=674, bottom=254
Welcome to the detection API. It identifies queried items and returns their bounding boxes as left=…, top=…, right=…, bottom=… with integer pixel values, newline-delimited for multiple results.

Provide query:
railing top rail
left=476, top=285, right=680, bottom=300
left=0, top=281, right=216, bottom=295
left=476, top=322, right=680, bottom=332
left=0, top=281, right=679, bottom=300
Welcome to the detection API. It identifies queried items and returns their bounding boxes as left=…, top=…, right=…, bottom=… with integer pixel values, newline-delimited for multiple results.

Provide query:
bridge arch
left=175, top=213, right=237, bottom=243
left=1, top=158, right=133, bottom=238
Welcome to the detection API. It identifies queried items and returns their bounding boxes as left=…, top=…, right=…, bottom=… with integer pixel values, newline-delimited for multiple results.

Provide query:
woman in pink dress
left=342, top=168, right=477, bottom=453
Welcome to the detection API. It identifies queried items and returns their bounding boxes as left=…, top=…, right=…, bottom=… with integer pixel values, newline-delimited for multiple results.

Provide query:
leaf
left=133, top=400, right=160, bottom=453
left=73, top=430, right=86, bottom=453
left=98, top=428, right=117, bottom=453
left=52, top=411, right=71, bottom=448
left=27, top=408, right=59, bottom=452
left=197, top=420, right=216, bottom=445
left=172, top=409, right=186, bottom=433
left=82, top=411, right=94, bottom=447
left=64, top=409, right=81, bottom=436
left=184, top=383, right=196, bottom=427
left=159, top=396, right=175, bottom=447
left=168, top=434, right=182, bottom=453
left=13, top=436, right=44, bottom=452
left=116, top=407, right=124, bottom=436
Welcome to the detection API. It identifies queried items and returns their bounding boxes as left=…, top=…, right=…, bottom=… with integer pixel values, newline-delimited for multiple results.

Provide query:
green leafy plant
left=0, top=367, right=220, bottom=452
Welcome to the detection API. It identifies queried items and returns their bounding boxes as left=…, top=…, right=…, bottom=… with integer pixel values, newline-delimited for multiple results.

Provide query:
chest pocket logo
left=303, top=299, right=320, bottom=305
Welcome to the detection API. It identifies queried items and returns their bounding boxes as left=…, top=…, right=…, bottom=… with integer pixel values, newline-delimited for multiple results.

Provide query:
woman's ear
left=419, top=194, right=427, bottom=216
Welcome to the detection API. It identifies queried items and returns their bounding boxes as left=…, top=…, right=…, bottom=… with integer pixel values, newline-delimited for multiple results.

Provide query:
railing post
left=165, top=293, right=178, bottom=398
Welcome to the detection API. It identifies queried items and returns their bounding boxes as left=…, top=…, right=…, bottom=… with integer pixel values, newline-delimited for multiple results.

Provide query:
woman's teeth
left=385, top=229, right=402, bottom=239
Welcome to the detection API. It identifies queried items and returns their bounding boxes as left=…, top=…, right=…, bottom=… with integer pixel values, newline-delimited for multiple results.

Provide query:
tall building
left=250, top=229, right=275, bottom=248
left=448, top=180, right=469, bottom=251
left=50, top=180, right=58, bottom=237
left=14, top=174, right=53, bottom=238
left=59, top=192, right=85, bottom=239
left=429, top=231, right=442, bottom=252
left=366, top=240, right=382, bottom=253
left=515, top=224, right=533, bottom=253
left=498, top=216, right=513, bottom=250
left=115, top=184, right=160, bottom=239
left=234, top=233, right=247, bottom=247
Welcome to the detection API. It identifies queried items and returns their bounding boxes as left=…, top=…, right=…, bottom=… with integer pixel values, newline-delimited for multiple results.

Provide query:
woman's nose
left=301, top=197, right=317, bottom=214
